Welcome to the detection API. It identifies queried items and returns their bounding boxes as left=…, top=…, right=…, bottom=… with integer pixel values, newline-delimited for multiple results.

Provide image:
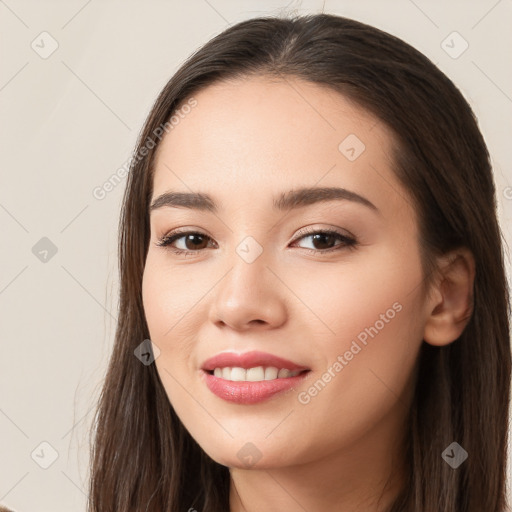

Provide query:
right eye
left=155, top=231, right=216, bottom=256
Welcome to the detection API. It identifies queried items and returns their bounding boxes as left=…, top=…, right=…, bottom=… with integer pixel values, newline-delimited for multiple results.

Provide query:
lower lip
left=202, top=370, right=310, bottom=404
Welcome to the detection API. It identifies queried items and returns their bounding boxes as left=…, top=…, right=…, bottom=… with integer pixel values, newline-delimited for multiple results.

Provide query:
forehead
left=151, top=76, right=408, bottom=218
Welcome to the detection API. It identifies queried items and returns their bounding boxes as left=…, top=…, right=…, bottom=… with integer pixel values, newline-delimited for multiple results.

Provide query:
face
left=142, top=76, right=429, bottom=469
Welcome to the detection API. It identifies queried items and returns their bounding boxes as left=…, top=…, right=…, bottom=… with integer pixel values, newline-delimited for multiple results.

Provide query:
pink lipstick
left=201, top=350, right=310, bottom=404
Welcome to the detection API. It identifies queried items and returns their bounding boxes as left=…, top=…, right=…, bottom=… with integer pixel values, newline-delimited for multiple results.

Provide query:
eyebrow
left=149, top=186, right=379, bottom=214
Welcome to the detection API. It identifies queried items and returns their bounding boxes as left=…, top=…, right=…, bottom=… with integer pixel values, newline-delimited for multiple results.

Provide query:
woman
left=87, top=13, right=511, bottom=512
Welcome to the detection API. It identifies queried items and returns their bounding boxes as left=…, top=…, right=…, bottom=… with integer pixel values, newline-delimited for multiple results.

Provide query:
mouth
left=200, top=350, right=311, bottom=404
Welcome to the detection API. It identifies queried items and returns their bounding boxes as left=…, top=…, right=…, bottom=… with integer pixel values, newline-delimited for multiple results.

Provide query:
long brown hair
left=87, top=13, right=511, bottom=511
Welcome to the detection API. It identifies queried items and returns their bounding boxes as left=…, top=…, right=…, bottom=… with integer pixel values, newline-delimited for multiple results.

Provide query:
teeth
left=211, top=366, right=302, bottom=382
left=231, top=367, right=246, bottom=381
left=246, top=367, right=265, bottom=381
left=264, top=367, right=278, bottom=380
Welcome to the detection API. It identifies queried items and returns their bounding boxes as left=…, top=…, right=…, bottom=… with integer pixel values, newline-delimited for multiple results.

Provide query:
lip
left=200, top=350, right=311, bottom=404
left=201, top=370, right=310, bottom=404
left=201, top=350, right=309, bottom=372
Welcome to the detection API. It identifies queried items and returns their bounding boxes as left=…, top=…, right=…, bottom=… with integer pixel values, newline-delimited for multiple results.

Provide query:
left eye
left=292, top=230, right=356, bottom=252
left=155, top=229, right=357, bottom=255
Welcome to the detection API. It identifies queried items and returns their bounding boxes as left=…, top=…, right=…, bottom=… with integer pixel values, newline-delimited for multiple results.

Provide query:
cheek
left=294, top=246, right=425, bottom=437
left=142, top=254, right=200, bottom=340
left=298, top=304, right=422, bottom=455
left=301, top=239, right=425, bottom=346
left=142, top=254, right=207, bottom=390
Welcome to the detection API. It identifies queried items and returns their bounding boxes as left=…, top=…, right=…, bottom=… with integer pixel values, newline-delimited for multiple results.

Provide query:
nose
left=208, top=246, right=288, bottom=331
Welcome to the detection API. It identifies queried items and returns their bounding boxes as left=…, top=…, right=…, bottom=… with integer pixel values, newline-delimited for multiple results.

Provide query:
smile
left=210, top=366, right=304, bottom=381
left=200, top=350, right=311, bottom=404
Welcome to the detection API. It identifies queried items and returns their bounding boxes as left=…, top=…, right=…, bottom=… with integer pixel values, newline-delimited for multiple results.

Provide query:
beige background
left=0, top=0, right=511, bottom=510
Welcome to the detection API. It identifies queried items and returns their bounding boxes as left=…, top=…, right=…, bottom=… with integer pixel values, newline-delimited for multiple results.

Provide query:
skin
left=142, top=75, right=475, bottom=511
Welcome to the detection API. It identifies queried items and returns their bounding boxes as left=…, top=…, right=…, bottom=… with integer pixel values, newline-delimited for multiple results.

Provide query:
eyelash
left=155, top=226, right=357, bottom=257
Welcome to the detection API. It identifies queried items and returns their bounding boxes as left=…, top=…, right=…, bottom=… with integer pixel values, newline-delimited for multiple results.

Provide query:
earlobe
left=423, top=248, right=475, bottom=347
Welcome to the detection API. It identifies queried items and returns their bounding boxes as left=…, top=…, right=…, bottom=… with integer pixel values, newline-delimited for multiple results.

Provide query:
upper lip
left=201, top=350, right=310, bottom=372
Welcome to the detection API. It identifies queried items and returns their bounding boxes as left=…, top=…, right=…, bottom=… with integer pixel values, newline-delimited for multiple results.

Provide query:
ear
left=423, top=247, right=475, bottom=347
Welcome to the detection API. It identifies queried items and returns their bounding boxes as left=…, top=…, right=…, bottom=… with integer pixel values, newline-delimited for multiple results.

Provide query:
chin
left=198, top=437, right=296, bottom=471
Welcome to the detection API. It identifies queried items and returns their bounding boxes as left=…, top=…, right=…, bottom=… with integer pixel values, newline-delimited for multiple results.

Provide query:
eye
left=290, top=226, right=357, bottom=254
left=155, top=227, right=357, bottom=256
left=155, top=230, right=216, bottom=256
